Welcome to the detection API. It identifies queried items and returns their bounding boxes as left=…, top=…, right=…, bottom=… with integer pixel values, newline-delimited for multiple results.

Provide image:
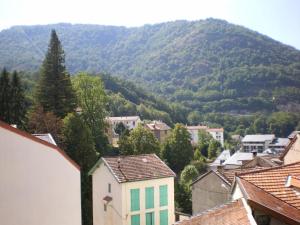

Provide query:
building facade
left=242, top=134, right=275, bottom=153
left=145, top=121, right=171, bottom=143
left=89, top=154, right=176, bottom=225
left=0, top=121, right=82, bottom=225
left=186, top=125, right=224, bottom=147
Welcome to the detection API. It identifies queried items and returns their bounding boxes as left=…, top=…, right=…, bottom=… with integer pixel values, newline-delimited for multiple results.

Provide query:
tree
left=180, top=164, right=199, bottom=190
left=10, top=71, right=26, bottom=126
left=161, top=124, right=193, bottom=174
left=36, top=30, right=76, bottom=118
left=208, top=139, right=221, bottom=159
left=198, top=130, right=213, bottom=158
left=72, top=73, right=109, bottom=153
left=119, top=124, right=160, bottom=155
left=62, top=113, right=99, bottom=225
left=0, top=68, right=11, bottom=122
left=114, top=122, right=127, bottom=136
left=27, top=105, right=63, bottom=144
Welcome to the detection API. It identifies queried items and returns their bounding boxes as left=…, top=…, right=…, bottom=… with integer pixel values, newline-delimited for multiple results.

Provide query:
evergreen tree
left=36, top=30, right=76, bottom=118
left=10, top=71, right=26, bottom=126
left=208, top=139, right=221, bottom=159
left=161, top=124, right=193, bottom=174
left=0, top=68, right=11, bottom=122
left=63, top=113, right=99, bottom=225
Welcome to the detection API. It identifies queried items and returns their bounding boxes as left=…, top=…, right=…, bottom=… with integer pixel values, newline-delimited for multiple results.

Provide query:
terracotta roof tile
left=102, top=154, right=175, bottom=183
left=238, top=162, right=300, bottom=210
left=174, top=199, right=253, bottom=225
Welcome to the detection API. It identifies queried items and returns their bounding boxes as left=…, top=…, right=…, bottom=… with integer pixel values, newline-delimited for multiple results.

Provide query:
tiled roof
left=145, top=121, right=171, bottom=131
left=174, top=199, right=254, bottom=225
left=94, top=154, right=175, bottom=183
left=238, top=162, right=300, bottom=210
left=221, top=167, right=266, bottom=184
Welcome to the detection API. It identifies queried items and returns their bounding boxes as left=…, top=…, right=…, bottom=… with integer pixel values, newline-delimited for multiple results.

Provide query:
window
left=159, top=185, right=168, bottom=206
left=104, top=204, right=107, bottom=211
left=159, top=209, right=168, bottom=225
left=146, top=212, right=155, bottom=225
left=131, top=214, right=140, bottom=225
left=108, top=183, right=111, bottom=193
left=145, top=187, right=154, bottom=209
left=131, top=189, right=140, bottom=211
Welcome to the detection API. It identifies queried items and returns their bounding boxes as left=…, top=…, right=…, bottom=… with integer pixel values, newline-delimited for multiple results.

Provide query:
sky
left=1, top=0, right=300, bottom=49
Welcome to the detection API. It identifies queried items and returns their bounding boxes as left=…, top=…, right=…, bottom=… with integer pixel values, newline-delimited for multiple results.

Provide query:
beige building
left=89, top=154, right=176, bottom=225
left=186, top=125, right=224, bottom=147
left=0, top=121, right=82, bottom=225
left=280, top=134, right=300, bottom=164
left=145, top=121, right=171, bottom=143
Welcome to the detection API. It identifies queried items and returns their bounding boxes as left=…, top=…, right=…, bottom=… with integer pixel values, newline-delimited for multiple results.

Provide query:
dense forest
left=1, top=18, right=300, bottom=115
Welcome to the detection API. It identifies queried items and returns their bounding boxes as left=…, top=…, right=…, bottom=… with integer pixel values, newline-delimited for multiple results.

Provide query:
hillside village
left=1, top=19, right=300, bottom=225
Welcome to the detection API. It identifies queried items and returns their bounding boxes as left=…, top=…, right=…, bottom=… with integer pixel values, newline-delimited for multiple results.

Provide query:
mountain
left=1, top=19, right=300, bottom=114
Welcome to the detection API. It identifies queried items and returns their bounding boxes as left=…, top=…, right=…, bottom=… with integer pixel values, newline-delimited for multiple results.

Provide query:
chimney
left=117, top=157, right=121, bottom=169
left=252, top=150, right=257, bottom=158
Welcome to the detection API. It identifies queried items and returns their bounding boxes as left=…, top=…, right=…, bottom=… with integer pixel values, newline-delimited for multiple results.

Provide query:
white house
left=0, top=121, right=82, bottom=225
left=242, top=134, right=275, bottom=153
left=107, top=116, right=141, bottom=130
left=89, top=154, right=176, bottom=225
left=186, top=125, right=224, bottom=147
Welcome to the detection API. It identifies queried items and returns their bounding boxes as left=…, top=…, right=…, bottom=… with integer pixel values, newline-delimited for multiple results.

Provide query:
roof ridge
left=0, top=120, right=80, bottom=171
left=102, top=153, right=156, bottom=159
left=239, top=177, right=300, bottom=210
left=237, top=161, right=300, bottom=176
left=280, top=135, right=298, bottom=160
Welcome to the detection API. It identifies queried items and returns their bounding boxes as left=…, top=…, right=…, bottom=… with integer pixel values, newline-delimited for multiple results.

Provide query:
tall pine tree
left=36, top=30, right=76, bottom=118
left=0, top=68, right=11, bottom=122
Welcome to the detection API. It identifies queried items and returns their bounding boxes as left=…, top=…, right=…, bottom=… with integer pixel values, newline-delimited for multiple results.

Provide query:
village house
left=89, top=154, right=176, bottom=225
left=0, top=121, right=82, bottom=225
left=242, top=134, right=276, bottom=153
left=280, top=133, right=300, bottom=165
left=106, top=116, right=141, bottom=146
left=192, top=155, right=279, bottom=215
left=145, top=121, right=171, bottom=143
left=186, top=125, right=224, bottom=147
left=232, top=162, right=300, bottom=225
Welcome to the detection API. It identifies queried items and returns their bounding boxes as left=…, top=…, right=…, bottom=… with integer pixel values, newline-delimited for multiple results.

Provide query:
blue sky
left=1, top=0, right=300, bottom=49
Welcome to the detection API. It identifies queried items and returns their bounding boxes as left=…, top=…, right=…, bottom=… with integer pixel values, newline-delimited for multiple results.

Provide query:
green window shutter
left=159, top=209, right=168, bottom=225
left=146, top=212, right=155, bottom=225
left=131, top=214, right=140, bottom=225
left=145, top=187, right=154, bottom=209
left=131, top=189, right=140, bottom=211
left=159, top=185, right=168, bottom=207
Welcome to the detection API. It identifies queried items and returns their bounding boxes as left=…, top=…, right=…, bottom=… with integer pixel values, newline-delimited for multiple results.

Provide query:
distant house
left=232, top=162, right=300, bottom=225
left=32, top=133, right=57, bottom=145
left=0, top=121, right=81, bottom=225
left=242, top=134, right=275, bottom=153
left=145, top=121, right=171, bottom=143
left=89, top=154, right=176, bottom=225
left=186, top=125, right=224, bottom=147
left=267, top=137, right=290, bottom=154
left=106, top=116, right=141, bottom=146
left=280, top=134, right=300, bottom=165
left=222, top=151, right=267, bottom=169
left=209, top=150, right=231, bottom=170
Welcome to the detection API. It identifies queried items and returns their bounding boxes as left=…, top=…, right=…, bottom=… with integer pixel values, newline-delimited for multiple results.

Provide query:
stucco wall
left=123, top=177, right=175, bottom=225
left=0, top=127, right=81, bottom=225
left=192, top=172, right=231, bottom=214
left=92, top=162, right=123, bottom=225
left=284, top=135, right=300, bottom=165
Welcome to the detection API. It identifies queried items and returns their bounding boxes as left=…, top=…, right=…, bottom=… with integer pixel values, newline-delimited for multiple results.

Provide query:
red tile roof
left=175, top=199, right=253, bottom=225
left=0, top=120, right=80, bottom=170
left=238, top=162, right=300, bottom=209
left=99, top=154, right=175, bottom=183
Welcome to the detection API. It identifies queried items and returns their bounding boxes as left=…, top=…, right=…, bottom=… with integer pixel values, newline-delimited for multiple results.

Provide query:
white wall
left=0, top=126, right=81, bottom=225
left=92, top=162, right=123, bottom=225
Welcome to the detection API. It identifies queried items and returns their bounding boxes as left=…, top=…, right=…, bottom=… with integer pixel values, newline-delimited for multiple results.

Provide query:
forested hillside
left=1, top=18, right=300, bottom=114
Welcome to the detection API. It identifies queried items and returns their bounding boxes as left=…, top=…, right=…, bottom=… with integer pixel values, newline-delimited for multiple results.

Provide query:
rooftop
left=145, top=121, right=171, bottom=131
left=174, top=199, right=254, bottom=225
left=107, top=116, right=140, bottom=121
left=242, top=134, right=275, bottom=143
left=210, top=150, right=231, bottom=166
left=32, top=133, right=57, bottom=146
left=238, top=162, right=300, bottom=210
left=223, top=151, right=267, bottom=166
left=89, top=154, right=175, bottom=183
left=186, top=125, right=223, bottom=132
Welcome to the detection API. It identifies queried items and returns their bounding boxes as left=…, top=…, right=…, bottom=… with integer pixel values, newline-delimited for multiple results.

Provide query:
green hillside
left=1, top=19, right=300, bottom=113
